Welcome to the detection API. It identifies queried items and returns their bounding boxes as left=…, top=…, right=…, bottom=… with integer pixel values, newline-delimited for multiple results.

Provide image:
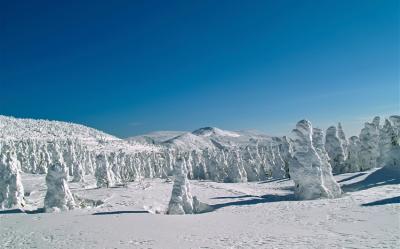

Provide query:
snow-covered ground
left=0, top=168, right=398, bottom=249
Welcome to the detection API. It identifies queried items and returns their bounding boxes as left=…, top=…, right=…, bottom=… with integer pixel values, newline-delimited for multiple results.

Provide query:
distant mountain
left=162, top=127, right=276, bottom=151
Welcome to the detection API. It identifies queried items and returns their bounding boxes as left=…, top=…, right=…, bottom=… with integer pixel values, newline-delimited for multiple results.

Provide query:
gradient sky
left=1, top=0, right=399, bottom=138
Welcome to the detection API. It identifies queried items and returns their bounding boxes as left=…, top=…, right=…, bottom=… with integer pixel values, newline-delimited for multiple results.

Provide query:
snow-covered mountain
left=128, top=127, right=291, bottom=182
left=0, top=116, right=162, bottom=181
left=163, top=127, right=274, bottom=149
left=0, top=115, right=157, bottom=152
left=1, top=114, right=398, bottom=185
left=0, top=116, right=291, bottom=183
left=0, top=115, right=115, bottom=141
left=128, top=127, right=277, bottom=149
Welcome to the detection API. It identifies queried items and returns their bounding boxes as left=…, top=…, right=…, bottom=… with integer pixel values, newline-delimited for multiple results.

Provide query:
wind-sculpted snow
left=289, top=120, right=341, bottom=200
left=44, top=163, right=76, bottom=212
left=0, top=150, right=25, bottom=209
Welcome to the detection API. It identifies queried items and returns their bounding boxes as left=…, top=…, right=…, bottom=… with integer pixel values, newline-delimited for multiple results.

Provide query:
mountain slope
left=0, top=115, right=158, bottom=153
left=163, top=127, right=276, bottom=150
left=0, top=115, right=116, bottom=141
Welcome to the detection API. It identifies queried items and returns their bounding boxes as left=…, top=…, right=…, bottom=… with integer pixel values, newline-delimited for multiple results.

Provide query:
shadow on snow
left=257, top=178, right=290, bottom=184
left=92, top=210, right=149, bottom=215
left=361, top=196, right=400, bottom=207
left=211, top=194, right=255, bottom=200
left=210, top=193, right=295, bottom=211
left=342, top=167, right=400, bottom=192
left=0, top=208, right=45, bottom=215
left=337, top=172, right=368, bottom=183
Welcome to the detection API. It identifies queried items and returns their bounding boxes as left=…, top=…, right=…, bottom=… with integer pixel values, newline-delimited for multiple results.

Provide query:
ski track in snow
left=0, top=169, right=399, bottom=249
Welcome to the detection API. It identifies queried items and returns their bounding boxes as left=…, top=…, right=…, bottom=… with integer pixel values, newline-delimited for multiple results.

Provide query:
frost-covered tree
left=312, top=128, right=342, bottom=198
left=167, top=157, right=212, bottom=215
left=95, top=153, right=115, bottom=188
left=269, top=144, right=286, bottom=179
left=279, top=136, right=293, bottom=177
left=0, top=150, right=25, bottom=209
left=167, top=157, right=193, bottom=215
left=325, top=126, right=346, bottom=174
left=337, top=123, right=348, bottom=158
left=289, top=120, right=341, bottom=200
left=44, top=163, right=76, bottom=212
left=72, top=162, right=85, bottom=183
left=378, top=118, right=400, bottom=172
left=226, top=149, right=247, bottom=183
left=358, top=117, right=380, bottom=170
left=344, top=136, right=361, bottom=172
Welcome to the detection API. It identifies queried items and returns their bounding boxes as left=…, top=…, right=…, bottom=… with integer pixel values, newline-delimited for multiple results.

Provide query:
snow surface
left=0, top=168, right=398, bottom=249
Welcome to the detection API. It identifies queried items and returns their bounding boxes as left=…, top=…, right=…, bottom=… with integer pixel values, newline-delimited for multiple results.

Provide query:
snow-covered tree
left=312, top=128, right=342, bottom=198
left=325, top=126, right=346, bottom=174
left=95, top=153, right=115, bottom=188
left=378, top=118, right=400, bottom=172
left=72, top=162, right=85, bottom=183
left=358, top=117, right=380, bottom=170
left=344, top=136, right=361, bottom=172
left=167, top=157, right=212, bottom=214
left=279, top=136, right=293, bottom=177
left=0, top=150, right=25, bottom=209
left=44, top=163, right=76, bottom=212
left=337, top=123, right=348, bottom=158
left=226, top=149, right=247, bottom=183
left=167, top=157, right=194, bottom=214
left=289, top=120, right=341, bottom=200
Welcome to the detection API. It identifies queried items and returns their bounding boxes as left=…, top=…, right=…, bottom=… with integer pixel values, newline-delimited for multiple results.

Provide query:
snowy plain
left=0, top=168, right=399, bottom=249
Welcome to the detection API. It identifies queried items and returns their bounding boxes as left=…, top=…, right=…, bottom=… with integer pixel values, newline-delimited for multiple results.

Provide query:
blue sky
left=1, top=0, right=399, bottom=137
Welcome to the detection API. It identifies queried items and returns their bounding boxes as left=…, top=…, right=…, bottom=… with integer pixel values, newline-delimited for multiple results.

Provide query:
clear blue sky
left=1, top=0, right=399, bottom=137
